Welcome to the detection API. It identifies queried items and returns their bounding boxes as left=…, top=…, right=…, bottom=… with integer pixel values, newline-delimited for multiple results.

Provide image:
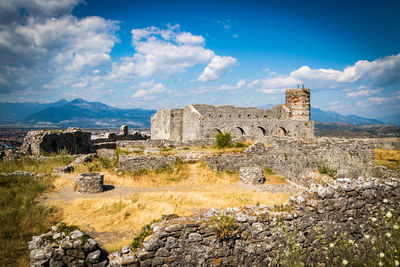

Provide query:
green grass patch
left=0, top=174, right=58, bottom=265
left=0, top=151, right=74, bottom=175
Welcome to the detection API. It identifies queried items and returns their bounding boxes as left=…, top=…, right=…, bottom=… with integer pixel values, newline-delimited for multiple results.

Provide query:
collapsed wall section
left=203, top=138, right=375, bottom=185
left=21, top=129, right=92, bottom=155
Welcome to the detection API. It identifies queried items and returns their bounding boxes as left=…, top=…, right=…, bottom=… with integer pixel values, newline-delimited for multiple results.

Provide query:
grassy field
left=0, top=150, right=74, bottom=174
left=0, top=174, right=58, bottom=266
left=375, top=148, right=400, bottom=170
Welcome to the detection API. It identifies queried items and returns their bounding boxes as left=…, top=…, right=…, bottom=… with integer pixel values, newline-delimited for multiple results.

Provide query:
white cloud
left=198, top=55, right=237, bottom=82
left=218, top=80, right=246, bottom=90
left=131, top=80, right=166, bottom=100
left=176, top=32, right=205, bottom=46
left=111, top=25, right=215, bottom=78
left=259, top=75, right=300, bottom=94
left=290, top=53, right=400, bottom=88
left=247, top=79, right=260, bottom=88
left=368, top=95, right=400, bottom=104
left=345, top=88, right=382, bottom=98
left=232, top=34, right=239, bottom=38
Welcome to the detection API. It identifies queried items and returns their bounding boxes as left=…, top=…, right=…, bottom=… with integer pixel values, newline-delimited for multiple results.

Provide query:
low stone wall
left=21, top=129, right=92, bottom=155
left=30, top=177, right=400, bottom=266
left=117, top=138, right=217, bottom=148
left=118, top=155, right=178, bottom=171
left=29, top=224, right=108, bottom=266
left=203, top=138, right=377, bottom=185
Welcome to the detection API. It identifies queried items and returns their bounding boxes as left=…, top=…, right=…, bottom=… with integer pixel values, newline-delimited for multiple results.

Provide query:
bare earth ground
left=42, top=163, right=295, bottom=251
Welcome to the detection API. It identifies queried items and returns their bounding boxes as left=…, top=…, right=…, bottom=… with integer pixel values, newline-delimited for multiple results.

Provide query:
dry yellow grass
left=52, top=175, right=75, bottom=191
left=375, top=148, right=400, bottom=170
left=68, top=160, right=239, bottom=187
left=54, top=186, right=290, bottom=251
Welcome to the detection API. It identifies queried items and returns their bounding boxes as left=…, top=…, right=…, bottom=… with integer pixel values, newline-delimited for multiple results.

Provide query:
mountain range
left=0, top=99, right=399, bottom=129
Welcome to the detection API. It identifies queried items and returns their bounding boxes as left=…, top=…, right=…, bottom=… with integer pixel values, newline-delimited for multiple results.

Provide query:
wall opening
left=230, top=126, right=245, bottom=137
left=253, top=126, right=266, bottom=137
left=273, top=127, right=288, bottom=137
left=210, top=128, right=222, bottom=137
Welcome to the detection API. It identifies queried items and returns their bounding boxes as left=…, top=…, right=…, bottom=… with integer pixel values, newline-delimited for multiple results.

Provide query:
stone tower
left=285, top=88, right=310, bottom=121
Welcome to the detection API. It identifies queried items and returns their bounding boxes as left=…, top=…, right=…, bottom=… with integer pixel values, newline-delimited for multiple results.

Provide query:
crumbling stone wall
left=203, top=137, right=376, bottom=185
left=151, top=88, right=314, bottom=142
left=30, top=177, right=400, bottom=266
left=21, top=128, right=92, bottom=155
left=118, top=155, right=178, bottom=171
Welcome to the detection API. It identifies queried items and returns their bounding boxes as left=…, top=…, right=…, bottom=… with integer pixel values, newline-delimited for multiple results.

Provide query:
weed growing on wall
left=215, top=132, right=232, bottom=148
left=212, top=213, right=239, bottom=240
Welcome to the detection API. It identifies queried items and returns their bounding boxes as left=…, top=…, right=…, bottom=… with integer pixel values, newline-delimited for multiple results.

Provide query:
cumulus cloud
left=198, top=55, right=237, bottom=82
left=368, top=95, right=400, bottom=104
left=259, top=75, right=300, bottom=94
left=254, top=53, right=400, bottom=95
left=345, top=88, right=382, bottom=98
left=218, top=80, right=246, bottom=90
left=0, top=0, right=119, bottom=93
left=131, top=80, right=167, bottom=100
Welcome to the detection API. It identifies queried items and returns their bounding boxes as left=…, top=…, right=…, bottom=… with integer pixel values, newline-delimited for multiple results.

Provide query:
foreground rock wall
left=30, top=177, right=400, bottom=266
left=203, top=138, right=376, bottom=185
left=21, top=129, right=92, bottom=155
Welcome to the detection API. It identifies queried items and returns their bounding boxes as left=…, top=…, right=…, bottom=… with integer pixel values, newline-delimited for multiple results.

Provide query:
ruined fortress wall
left=203, top=138, right=375, bottom=185
left=151, top=109, right=183, bottom=141
left=30, top=178, right=400, bottom=266
left=182, top=105, right=203, bottom=142
left=21, top=129, right=92, bottom=155
left=285, top=88, right=310, bottom=121
left=199, top=120, right=314, bottom=139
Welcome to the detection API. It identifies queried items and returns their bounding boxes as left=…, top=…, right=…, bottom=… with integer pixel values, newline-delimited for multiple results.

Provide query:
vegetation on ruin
left=318, top=162, right=337, bottom=178
left=215, top=132, right=232, bottom=148
left=263, top=168, right=289, bottom=184
left=0, top=174, right=58, bottom=266
left=277, top=200, right=400, bottom=266
left=212, top=213, right=239, bottom=240
left=0, top=149, right=74, bottom=174
left=130, top=218, right=162, bottom=250
left=375, top=148, right=400, bottom=170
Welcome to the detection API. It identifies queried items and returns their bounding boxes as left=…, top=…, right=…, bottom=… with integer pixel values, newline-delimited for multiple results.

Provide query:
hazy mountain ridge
left=23, top=99, right=156, bottom=128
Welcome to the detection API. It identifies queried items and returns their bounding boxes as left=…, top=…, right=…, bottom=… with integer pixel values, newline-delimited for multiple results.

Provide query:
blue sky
left=0, top=0, right=399, bottom=118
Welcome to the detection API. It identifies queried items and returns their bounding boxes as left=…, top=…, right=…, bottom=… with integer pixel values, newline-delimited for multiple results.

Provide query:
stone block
left=239, top=166, right=266, bottom=184
left=77, top=173, right=104, bottom=193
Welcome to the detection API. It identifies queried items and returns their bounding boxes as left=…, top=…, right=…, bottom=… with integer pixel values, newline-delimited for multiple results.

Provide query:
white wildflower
left=386, top=232, right=392, bottom=238
left=342, top=259, right=348, bottom=265
left=395, top=260, right=399, bottom=266
left=364, top=234, right=370, bottom=239
left=383, top=199, right=388, bottom=203
left=348, top=240, right=354, bottom=245
left=394, top=224, right=399, bottom=230
left=329, top=243, right=335, bottom=248
left=371, top=217, right=378, bottom=222
left=386, top=211, right=393, bottom=218
left=379, top=261, right=383, bottom=266
left=380, top=252, right=385, bottom=258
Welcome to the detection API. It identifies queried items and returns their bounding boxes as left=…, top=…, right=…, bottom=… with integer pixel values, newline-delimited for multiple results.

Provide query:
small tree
left=215, top=132, right=232, bottom=148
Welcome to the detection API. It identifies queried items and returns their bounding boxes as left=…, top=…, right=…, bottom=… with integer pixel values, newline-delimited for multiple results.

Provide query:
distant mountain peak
left=69, top=98, right=86, bottom=104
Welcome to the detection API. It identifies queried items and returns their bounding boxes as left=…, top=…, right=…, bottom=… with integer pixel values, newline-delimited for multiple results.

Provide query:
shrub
left=215, top=132, right=232, bottom=148
left=212, top=213, right=239, bottom=240
left=234, top=142, right=247, bottom=148
left=318, top=162, right=337, bottom=178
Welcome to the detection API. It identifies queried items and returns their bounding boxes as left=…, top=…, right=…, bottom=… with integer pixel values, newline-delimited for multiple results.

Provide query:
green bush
left=212, top=213, right=239, bottom=240
left=215, top=132, right=232, bottom=148
left=318, top=162, right=337, bottom=178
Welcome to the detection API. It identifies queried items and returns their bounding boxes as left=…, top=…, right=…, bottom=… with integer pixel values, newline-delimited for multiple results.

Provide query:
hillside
left=23, top=99, right=156, bottom=128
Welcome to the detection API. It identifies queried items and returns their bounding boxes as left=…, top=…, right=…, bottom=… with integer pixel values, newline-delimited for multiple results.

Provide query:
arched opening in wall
left=210, top=128, right=222, bottom=137
left=253, top=126, right=266, bottom=138
left=229, top=126, right=245, bottom=137
left=273, top=127, right=288, bottom=137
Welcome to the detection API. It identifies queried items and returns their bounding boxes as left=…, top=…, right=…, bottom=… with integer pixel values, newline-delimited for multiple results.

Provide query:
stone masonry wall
left=21, top=129, right=92, bottom=155
left=203, top=137, right=376, bottom=185
left=30, top=177, right=400, bottom=266
left=118, top=155, right=178, bottom=171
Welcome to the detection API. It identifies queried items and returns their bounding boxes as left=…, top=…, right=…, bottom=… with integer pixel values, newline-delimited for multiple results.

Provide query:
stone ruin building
left=151, top=88, right=314, bottom=142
